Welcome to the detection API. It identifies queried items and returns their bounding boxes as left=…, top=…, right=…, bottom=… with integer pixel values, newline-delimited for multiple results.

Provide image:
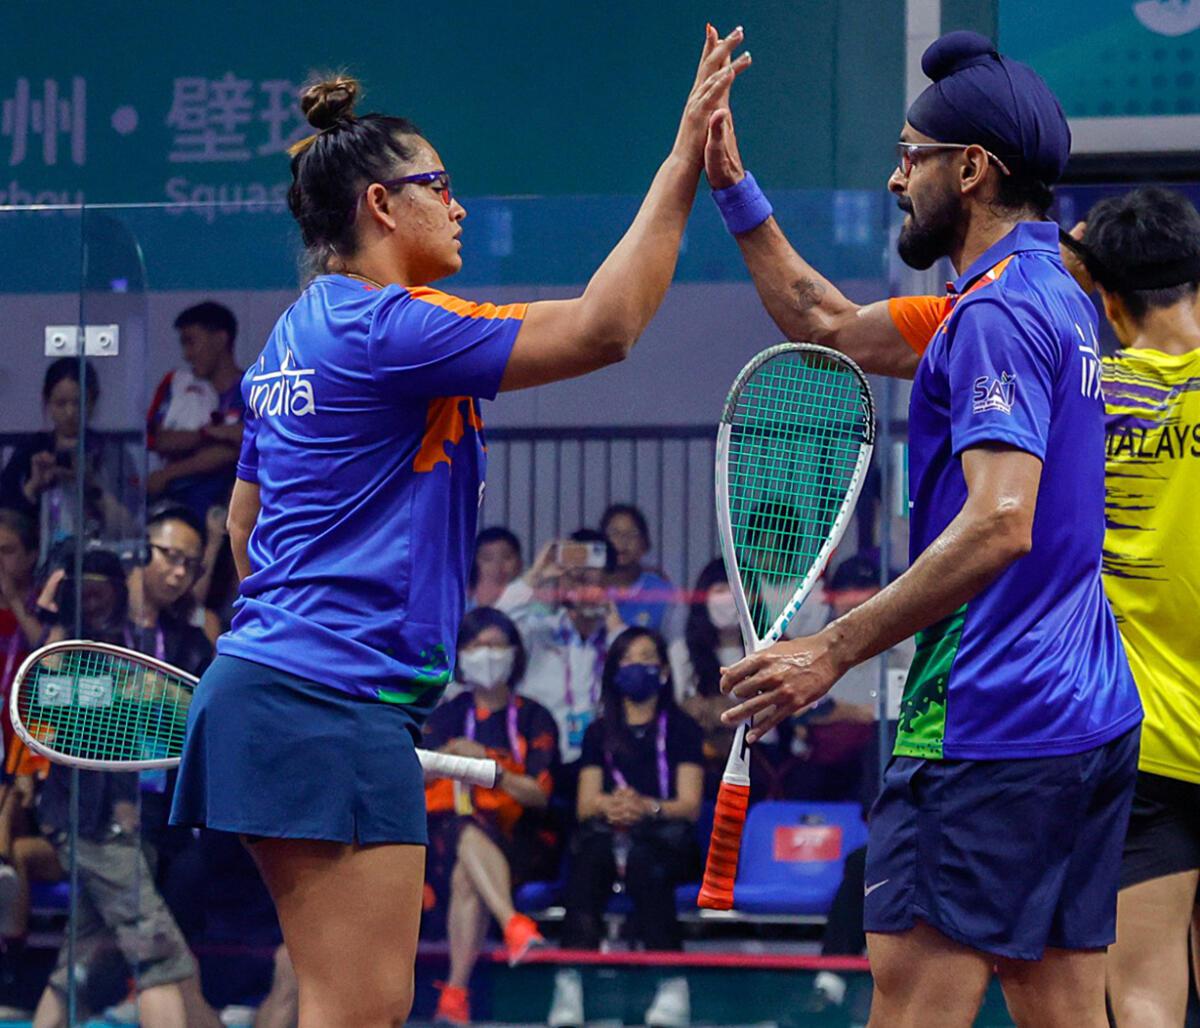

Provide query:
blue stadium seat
left=515, top=877, right=562, bottom=912
left=30, top=880, right=70, bottom=913
left=732, top=801, right=867, bottom=915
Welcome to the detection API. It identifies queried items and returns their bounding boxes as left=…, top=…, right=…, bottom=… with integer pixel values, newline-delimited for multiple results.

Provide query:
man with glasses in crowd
left=708, top=30, right=1142, bottom=1028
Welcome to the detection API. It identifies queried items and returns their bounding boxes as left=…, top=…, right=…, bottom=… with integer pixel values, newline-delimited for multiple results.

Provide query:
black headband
left=1059, top=228, right=1200, bottom=292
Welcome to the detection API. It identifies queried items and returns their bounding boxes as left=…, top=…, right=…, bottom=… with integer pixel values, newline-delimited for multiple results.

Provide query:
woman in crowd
left=423, top=607, right=559, bottom=1025
left=0, top=359, right=133, bottom=554
left=468, top=527, right=523, bottom=610
left=551, top=627, right=703, bottom=1028
left=668, top=557, right=744, bottom=796
left=601, top=503, right=679, bottom=635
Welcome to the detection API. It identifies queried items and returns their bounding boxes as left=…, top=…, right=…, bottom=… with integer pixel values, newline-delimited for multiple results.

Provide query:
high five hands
left=674, top=25, right=751, bottom=167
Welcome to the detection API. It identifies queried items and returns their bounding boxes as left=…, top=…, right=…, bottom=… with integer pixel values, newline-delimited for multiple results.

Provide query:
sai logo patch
left=972, top=371, right=1017, bottom=415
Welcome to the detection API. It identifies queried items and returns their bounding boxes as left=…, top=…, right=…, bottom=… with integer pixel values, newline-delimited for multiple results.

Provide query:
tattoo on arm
left=792, top=276, right=827, bottom=313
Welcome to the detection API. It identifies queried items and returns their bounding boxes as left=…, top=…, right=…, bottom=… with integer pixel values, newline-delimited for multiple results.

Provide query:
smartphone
left=554, top=540, right=608, bottom=570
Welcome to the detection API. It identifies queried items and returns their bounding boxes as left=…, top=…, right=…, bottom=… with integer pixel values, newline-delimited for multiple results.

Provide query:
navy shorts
left=170, top=654, right=428, bottom=845
left=863, top=726, right=1139, bottom=960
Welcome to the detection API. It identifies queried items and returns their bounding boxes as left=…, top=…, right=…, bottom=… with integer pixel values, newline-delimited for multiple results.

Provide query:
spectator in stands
left=601, top=503, right=679, bottom=636
left=550, top=627, right=703, bottom=1028
left=498, top=529, right=623, bottom=774
left=750, top=554, right=895, bottom=803
left=468, top=527, right=523, bottom=610
left=0, top=359, right=133, bottom=556
left=0, top=509, right=42, bottom=751
left=32, top=550, right=199, bottom=1028
left=189, top=503, right=237, bottom=644
left=0, top=509, right=44, bottom=942
left=146, top=302, right=244, bottom=520
left=125, top=504, right=215, bottom=879
left=669, top=558, right=743, bottom=796
left=423, top=607, right=559, bottom=1025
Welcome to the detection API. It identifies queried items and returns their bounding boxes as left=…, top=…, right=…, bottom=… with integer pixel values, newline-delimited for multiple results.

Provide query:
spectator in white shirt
left=496, top=529, right=624, bottom=780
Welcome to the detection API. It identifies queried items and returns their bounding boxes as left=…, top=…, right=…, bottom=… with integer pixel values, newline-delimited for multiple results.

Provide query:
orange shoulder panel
left=887, top=295, right=954, bottom=356
left=407, top=286, right=528, bottom=321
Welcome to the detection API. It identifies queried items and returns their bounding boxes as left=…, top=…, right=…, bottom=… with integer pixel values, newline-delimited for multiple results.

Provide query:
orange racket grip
left=697, top=780, right=750, bottom=909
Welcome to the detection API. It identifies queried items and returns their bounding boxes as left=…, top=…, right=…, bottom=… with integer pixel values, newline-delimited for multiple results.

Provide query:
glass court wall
left=0, top=190, right=908, bottom=1022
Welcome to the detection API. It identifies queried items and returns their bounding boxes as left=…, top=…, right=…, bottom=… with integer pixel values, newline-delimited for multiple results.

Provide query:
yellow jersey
left=1102, top=345, right=1200, bottom=783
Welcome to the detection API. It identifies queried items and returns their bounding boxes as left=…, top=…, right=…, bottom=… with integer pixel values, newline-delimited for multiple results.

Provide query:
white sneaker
left=813, top=970, right=847, bottom=1007
left=644, top=975, right=690, bottom=1027
left=547, top=967, right=584, bottom=1027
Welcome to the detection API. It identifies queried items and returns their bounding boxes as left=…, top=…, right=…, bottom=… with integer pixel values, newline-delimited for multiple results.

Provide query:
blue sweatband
left=711, top=171, right=773, bottom=236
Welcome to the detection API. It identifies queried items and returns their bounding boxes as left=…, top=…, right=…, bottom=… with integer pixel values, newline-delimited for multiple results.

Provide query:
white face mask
left=706, top=591, right=740, bottom=630
left=458, top=646, right=516, bottom=690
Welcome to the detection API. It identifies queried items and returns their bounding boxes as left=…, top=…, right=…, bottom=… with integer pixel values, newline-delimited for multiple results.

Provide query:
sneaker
left=503, top=912, right=545, bottom=966
left=644, top=975, right=690, bottom=1027
left=547, top=967, right=583, bottom=1027
left=433, top=981, right=471, bottom=1025
left=813, top=970, right=847, bottom=1006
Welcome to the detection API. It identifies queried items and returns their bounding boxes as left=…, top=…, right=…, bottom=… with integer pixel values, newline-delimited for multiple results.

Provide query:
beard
left=896, top=183, right=962, bottom=270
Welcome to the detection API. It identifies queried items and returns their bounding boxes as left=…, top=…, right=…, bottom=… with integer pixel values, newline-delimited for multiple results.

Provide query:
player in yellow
left=1074, top=187, right=1200, bottom=1027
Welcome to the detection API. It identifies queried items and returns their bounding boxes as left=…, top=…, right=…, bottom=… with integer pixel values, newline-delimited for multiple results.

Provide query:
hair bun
left=299, top=75, right=360, bottom=131
left=921, top=30, right=997, bottom=81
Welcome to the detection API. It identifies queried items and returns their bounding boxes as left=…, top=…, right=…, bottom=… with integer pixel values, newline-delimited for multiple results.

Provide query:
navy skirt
left=170, top=654, right=428, bottom=845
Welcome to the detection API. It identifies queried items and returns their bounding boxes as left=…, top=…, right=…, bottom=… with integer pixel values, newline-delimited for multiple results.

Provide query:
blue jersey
left=886, top=223, right=1140, bottom=760
left=218, top=275, right=524, bottom=721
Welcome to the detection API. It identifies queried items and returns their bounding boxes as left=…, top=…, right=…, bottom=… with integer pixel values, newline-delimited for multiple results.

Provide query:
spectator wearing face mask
left=423, top=607, right=560, bottom=1026
left=549, top=627, right=703, bottom=1028
left=496, top=529, right=624, bottom=771
left=668, top=558, right=744, bottom=796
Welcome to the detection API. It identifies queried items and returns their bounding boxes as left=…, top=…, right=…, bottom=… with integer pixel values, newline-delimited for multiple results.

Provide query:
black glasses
left=895, top=142, right=1013, bottom=177
left=352, top=169, right=453, bottom=223
left=149, top=543, right=204, bottom=577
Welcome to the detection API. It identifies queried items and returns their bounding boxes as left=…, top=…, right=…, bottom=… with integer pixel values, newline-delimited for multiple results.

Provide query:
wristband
left=711, top=170, right=773, bottom=236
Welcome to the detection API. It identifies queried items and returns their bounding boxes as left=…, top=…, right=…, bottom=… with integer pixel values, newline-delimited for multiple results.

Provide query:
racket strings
left=17, top=647, right=192, bottom=764
left=725, top=352, right=870, bottom=638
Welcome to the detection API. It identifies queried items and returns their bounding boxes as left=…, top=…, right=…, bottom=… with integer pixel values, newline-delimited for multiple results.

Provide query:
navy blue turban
left=907, top=31, right=1071, bottom=184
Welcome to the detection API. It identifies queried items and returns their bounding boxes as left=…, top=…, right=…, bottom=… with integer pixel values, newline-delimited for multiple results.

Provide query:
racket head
left=717, top=343, right=876, bottom=650
left=9, top=640, right=197, bottom=771
left=699, top=344, right=876, bottom=910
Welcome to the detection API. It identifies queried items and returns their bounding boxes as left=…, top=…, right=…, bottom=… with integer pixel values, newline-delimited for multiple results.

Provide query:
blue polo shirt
left=218, top=275, right=524, bottom=722
left=886, top=223, right=1140, bottom=760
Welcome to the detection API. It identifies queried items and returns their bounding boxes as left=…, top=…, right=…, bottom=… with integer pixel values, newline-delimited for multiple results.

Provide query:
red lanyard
left=464, top=702, right=521, bottom=760
left=607, top=711, right=669, bottom=799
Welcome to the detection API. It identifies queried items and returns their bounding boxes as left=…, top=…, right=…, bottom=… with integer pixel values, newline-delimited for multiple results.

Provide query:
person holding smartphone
left=497, top=529, right=626, bottom=801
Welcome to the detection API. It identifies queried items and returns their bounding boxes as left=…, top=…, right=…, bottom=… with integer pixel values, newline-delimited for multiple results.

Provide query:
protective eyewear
left=895, top=142, right=1012, bottom=177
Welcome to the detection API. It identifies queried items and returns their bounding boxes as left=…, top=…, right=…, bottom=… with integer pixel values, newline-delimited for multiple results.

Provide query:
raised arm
left=703, top=108, right=920, bottom=379
left=500, top=26, right=751, bottom=391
